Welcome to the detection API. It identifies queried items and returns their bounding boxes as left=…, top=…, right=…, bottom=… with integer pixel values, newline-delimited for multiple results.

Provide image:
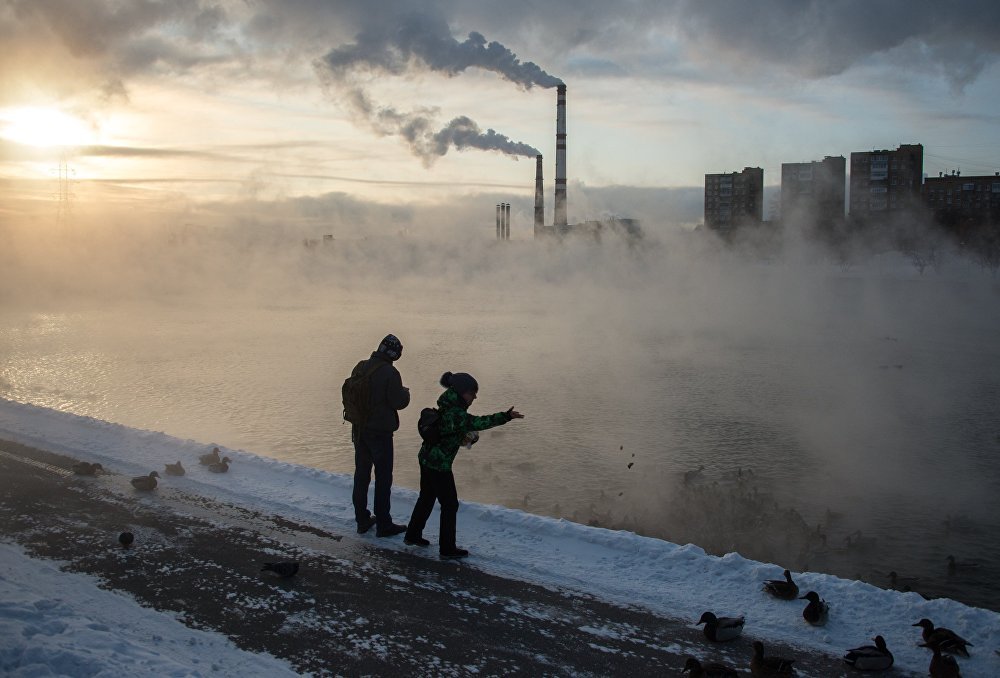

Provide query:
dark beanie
left=440, top=371, right=478, bottom=394
left=377, top=334, right=403, bottom=360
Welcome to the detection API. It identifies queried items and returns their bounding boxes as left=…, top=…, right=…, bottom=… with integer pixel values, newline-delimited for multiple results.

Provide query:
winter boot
left=440, top=547, right=469, bottom=560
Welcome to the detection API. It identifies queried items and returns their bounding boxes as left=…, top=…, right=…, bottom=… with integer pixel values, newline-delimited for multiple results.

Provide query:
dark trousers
left=352, top=428, right=395, bottom=528
left=406, top=464, right=460, bottom=552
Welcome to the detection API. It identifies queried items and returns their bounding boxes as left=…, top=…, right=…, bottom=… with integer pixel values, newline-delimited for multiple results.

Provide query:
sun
left=0, top=107, right=96, bottom=147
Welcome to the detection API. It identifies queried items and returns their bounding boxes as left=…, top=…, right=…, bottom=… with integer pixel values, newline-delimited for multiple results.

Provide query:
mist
left=3, top=201, right=1000, bottom=608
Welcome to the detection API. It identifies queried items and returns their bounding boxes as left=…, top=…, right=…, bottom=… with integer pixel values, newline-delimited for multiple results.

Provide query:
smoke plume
left=320, top=11, right=562, bottom=89
left=338, top=86, right=539, bottom=165
left=317, top=10, right=555, bottom=164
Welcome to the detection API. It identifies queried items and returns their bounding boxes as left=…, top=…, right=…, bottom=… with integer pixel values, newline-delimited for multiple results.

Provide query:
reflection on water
left=2, top=275, right=1000, bottom=611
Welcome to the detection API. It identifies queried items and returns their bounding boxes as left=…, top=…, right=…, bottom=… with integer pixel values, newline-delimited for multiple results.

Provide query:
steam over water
left=3, top=234, right=1000, bottom=611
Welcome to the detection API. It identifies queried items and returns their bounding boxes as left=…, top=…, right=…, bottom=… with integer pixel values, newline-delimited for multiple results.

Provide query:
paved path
left=0, top=439, right=891, bottom=676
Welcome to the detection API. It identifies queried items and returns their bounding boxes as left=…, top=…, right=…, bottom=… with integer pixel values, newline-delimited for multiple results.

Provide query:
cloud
left=670, top=0, right=1000, bottom=89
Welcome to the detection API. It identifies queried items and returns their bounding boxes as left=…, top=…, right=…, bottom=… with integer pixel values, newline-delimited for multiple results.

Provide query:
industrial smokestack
left=504, top=203, right=511, bottom=240
left=554, top=84, right=567, bottom=227
left=534, top=154, right=544, bottom=238
left=496, top=203, right=502, bottom=240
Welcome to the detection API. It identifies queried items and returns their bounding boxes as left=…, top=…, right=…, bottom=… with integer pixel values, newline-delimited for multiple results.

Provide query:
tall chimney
left=554, top=84, right=567, bottom=227
left=534, top=154, right=544, bottom=237
left=496, top=203, right=501, bottom=240
left=504, top=202, right=511, bottom=240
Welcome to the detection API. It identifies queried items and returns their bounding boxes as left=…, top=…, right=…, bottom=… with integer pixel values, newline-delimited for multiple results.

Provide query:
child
left=404, top=372, right=523, bottom=558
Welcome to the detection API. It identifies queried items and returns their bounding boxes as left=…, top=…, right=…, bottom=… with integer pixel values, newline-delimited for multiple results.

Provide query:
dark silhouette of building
left=924, top=171, right=1000, bottom=241
left=849, top=144, right=923, bottom=221
left=780, top=156, right=845, bottom=231
left=704, top=167, right=763, bottom=233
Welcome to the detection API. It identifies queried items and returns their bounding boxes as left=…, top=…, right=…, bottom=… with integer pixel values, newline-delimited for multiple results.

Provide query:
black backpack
left=342, top=360, right=385, bottom=427
left=417, top=407, right=441, bottom=445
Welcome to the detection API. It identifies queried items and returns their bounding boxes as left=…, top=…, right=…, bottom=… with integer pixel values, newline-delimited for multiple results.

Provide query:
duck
left=118, top=531, right=134, bottom=549
left=799, top=591, right=829, bottom=626
left=762, top=569, right=799, bottom=600
left=844, top=530, right=876, bottom=550
left=888, top=570, right=920, bottom=591
left=130, top=471, right=159, bottom=491
left=164, top=461, right=185, bottom=476
left=208, top=457, right=231, bottom=473
left=682, top=656, right=738, bottom=677
left=199, top=447, right=222, bottom=465
left=750, top=641, right=795, bottom=676
left=261, top=561, right=299, bottom=578
left=683, top=465, right=706, bottom=485
left=696, top=611, right=745, bottom=642
left=946, top=555, right=979, bottom=575
left=843, top=635, right=894, bottom=671
left=913, top=619, right=972, bottom=657
left=921, top=641, right=962, bottom=677
left=72, top=461, right=103, bottom=476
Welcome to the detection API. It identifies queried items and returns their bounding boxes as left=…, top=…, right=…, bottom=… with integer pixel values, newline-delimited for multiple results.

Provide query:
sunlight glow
left=0, top=107, right=96, bottom=147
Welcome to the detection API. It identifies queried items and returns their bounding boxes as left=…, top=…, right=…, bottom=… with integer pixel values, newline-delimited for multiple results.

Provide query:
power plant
left=494, top=83, right=640, bottom=241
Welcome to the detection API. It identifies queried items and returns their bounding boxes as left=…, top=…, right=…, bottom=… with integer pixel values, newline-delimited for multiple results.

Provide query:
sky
left=2, top=397, right=999, bottom=677
left=2, top=0, right=1000, bottom=235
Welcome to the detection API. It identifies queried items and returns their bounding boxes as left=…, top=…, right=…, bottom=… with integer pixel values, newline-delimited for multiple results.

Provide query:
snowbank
left=1, top=397, right=999, bottom=676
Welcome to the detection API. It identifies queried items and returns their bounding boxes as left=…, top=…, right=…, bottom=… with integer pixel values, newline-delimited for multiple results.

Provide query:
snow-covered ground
left=0, top=540, right=298, bottom=677
left=1, top=397, right=999, bottom=676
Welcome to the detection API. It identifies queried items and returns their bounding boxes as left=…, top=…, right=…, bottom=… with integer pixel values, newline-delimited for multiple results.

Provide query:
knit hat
left=440, top=371, right=478, bottom=394
left=377, top=334, right=403, bottom=361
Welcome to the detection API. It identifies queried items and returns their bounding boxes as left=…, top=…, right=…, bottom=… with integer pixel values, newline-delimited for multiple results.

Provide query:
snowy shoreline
left=1, top=397, right=999, bottom=677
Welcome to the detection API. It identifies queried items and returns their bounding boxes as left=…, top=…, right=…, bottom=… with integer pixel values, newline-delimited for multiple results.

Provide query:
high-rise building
left=704, top=167, right=763, bottom=233
left=923, top=171, right=1000, bottom=238
left=780, top=156, right=845, bottom=228
left=849, top=144, right=923, bottom=219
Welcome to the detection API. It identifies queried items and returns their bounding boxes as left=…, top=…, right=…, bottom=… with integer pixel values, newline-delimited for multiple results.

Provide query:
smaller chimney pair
left=495, top=203, right=511, bottom=240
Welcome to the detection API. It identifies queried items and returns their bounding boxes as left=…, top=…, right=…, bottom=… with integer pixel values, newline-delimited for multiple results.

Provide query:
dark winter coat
left=418, top=388, right=511, bottom=472
left=362, top=352, right=410, bottom=433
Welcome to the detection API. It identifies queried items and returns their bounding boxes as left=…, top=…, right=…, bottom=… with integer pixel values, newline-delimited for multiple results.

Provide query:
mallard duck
left=921, top=641, right=962, bottom=677
left=682, top=656, right=738, bottom=677
left=844, top=635, right=894, bottom=671
left=946, top=555, right=979, bottom=575
left=696, top=611, right=744, bottom=642
left=208, top=457, right=231, bottom=473
left=199, top=447, right=222, bottom=465
left=72, top=461, right=103, bottom=476
left=118, top=531, right=134, bottom=548
left=762, top=569, right=799, bottom=600
left=130, top=471, right=159, bottom=490
left=750, top=641, right=794, bottom=676
left=800, top=591, right=829, bottom=626
left=261, top=561, right=299, bottom=578
left=913, top=619, right=971, bottom=657
left=164, top=461, right=185, bottom=476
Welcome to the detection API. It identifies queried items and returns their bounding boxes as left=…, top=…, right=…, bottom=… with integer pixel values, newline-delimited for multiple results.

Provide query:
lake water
left=3, top=237, right=1000, bottom=611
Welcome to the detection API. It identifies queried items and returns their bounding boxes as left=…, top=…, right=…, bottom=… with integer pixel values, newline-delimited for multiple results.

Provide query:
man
left=352, top=334, right=410, bottom=537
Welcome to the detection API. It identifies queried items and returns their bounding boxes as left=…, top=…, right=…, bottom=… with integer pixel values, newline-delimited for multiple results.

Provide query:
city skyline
left=2, top=1, right=999, bottom=235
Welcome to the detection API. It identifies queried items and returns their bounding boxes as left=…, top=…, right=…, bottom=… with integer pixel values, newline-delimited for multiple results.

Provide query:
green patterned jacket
left=418, top=388, right=511, bottom=472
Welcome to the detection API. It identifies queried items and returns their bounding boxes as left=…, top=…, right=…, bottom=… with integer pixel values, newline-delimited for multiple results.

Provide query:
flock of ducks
left=73, top=446, right=233, bottom=491
left=79, top=451, right=301, bottom=582
left=77, top=452, right=989, bottom=674
left=683, top=567, right=977, bottom=676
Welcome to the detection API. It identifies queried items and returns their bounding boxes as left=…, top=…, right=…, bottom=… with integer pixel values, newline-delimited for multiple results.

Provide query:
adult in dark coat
left=352, top=334, right=410, bottom=537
